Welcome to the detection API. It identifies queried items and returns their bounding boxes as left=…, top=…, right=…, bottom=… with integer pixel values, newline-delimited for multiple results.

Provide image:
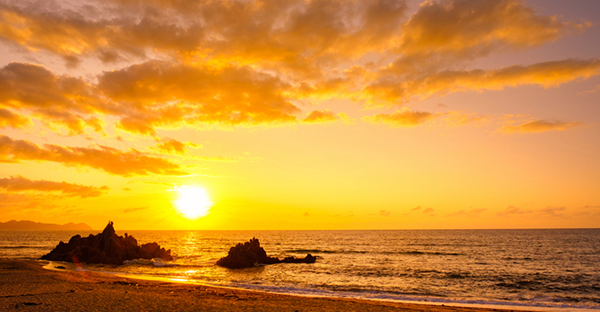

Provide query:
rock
left=41, top=221, right=173, bottom=265
left=281, top=254, right=316, bottom=264
left=216, top=238, right=316, bottom=269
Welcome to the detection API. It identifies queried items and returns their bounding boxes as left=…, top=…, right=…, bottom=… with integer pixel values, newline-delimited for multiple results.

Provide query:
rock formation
left=41, top=221, right=173, bottom=265
left=216, top=238, right=316, bottom=269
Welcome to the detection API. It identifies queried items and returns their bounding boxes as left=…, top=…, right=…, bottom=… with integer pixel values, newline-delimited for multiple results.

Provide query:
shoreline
left=0, top=259, right=556, bottom=312
left=40, top=261, right=595, bottom=312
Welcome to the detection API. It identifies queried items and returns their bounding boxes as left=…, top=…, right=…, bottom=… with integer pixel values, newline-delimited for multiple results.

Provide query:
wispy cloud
left=123, top=206, right=149, bottom=213
left=0, top=175, right=108, bottom=198
left=500, top=119, right=581, bottom=133
left=0, top=135, right=187, bottom=176
left=497, top=205, right=533, bottom=216
left=446, top=208, right=487, bottom=218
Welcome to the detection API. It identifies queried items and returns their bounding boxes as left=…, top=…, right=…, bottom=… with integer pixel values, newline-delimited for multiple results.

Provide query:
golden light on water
left=173, top=186, right=213, bottom=220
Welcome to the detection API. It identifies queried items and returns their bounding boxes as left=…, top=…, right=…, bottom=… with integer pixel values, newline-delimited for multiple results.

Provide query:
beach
left=0, top=260, right=524, bottom=312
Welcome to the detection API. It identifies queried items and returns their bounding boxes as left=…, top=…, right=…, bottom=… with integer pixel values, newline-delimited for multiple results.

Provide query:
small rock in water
left=216, top=237, right=316, bottom=269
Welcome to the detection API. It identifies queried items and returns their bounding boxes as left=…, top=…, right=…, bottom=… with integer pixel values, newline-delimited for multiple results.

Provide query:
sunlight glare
left=174, top=186, right=213, bottom=220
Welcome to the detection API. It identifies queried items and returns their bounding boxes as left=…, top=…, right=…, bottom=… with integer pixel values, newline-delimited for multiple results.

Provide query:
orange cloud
left=0, top=176, right=108, bottom=198
left=123, top=206, right=149, bottom=213
left=399, top=0, right=584, bottom=59
left=0, top=62, right=109, bottom=135
left=152, top=138, right=200, bottom=155
left=446, top=208, right=487, bottom=217
left=539, top=206, right=566, bottom=217
left=302, top=110, right=341, bottom=124
left=0, top=108, right=29, bottom=129
left=497, top=205, right=533, bottom=216
left=0, top=0, right=408, bottom=78
left=0, top=135, right=187, bottom=176
left=378, top=209, right=391, bottom=217
left=364, top=109, right=436, bottom=127
left=0, top=4, right=205, bottom=66
left=98, top=60, right=300, bottom=133
left=1, top=1, right=596, bottom=116
left=500, top=119, right=581, bottom=133
left=367, top=59, right=600, bottom=105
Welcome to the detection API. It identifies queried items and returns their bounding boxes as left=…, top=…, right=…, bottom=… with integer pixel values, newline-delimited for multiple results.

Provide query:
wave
left=395, top=251, right=462, bottom=256
left=230, top=282, right=600, bottom=310
left=122, top=258, right=215, bottom=268
left=123, top=259, right=180, bottom=267
left=0, top=245, right=51, bottom=249
left=285, top=249, right=461, bottom=256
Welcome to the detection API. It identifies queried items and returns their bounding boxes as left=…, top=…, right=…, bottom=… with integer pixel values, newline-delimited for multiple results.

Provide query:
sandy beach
left=0, top=259, right=531, bottom=312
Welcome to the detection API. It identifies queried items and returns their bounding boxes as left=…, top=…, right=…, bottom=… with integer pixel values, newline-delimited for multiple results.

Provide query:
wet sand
left=1, top=260, right=530, bottom=312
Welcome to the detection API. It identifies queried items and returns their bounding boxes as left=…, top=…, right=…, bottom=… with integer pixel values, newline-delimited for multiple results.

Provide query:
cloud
left=97, top=60, right=300, bottom=133
left=0, top=60, right=305, bottom=136
left=500, top=119, right=581, bottom=133
left=364, top=109, right=436, bottom=127
left=0, top=175, right=108, bottom=198
left=302, top=110, right=343, bottom=124
left=404, top=205, right=435, bottom=216
left=446, top=208, right=487, bottom=217
left=364, top=109, right=485, bottom=127
left=0, top=3, right=205, bottom=65
left=123, top=206, right=149, bottom=213
left=0, top=0, right=408, bottom=77
left=366, top=58, right=600, bottom=105
left=0, top=108, right=30, bottom=129
left=403, top=206, right=423, bottom=215
left=378, top=209, right=391, bottom=217
left=0, top=62, right=109, bottom=135
left=0, top=134, right=187, bottom=176
left=444, top=111, right=489, bottom=125
left=0, top=1, right=597, bottom=134
left=497, top=205, right=533, bottom=216
left=423, top=207, right=435, bottom=216
left=577, top=84, right=600, bottom=95
left=539, top=206, right=566, bottom=217
left=399, top=0, right=584, bottom=59
left=152, top=138, right=200, bottom=155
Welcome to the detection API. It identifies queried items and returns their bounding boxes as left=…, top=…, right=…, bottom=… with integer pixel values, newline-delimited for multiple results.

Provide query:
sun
left=173, top=186, right=213, bottom=220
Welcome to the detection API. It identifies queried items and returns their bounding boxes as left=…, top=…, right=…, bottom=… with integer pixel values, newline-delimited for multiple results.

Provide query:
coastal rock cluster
left=41, top=221, right=173, bottom=265
left=216, top=238, right=316, bottom=269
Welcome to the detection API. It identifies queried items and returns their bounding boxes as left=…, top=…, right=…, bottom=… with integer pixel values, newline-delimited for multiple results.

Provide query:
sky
left=0, top=0, right=599, bottom=230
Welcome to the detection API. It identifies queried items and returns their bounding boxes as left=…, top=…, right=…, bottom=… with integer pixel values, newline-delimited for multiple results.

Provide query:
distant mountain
left=0, top=220, right=93, bottom=231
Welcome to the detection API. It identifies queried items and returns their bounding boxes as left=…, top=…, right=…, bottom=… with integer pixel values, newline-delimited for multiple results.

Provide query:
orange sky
left=1, top=0, right=599, bottom=230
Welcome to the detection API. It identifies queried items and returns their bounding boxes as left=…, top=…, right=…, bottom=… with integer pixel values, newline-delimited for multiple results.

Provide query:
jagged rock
left=216, top=238, right=316, bottom=269
left=41, top=221, right=173, bottom=265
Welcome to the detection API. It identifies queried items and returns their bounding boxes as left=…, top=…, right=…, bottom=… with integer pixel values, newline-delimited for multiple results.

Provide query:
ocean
left=1, top=229, right=599, bottom=311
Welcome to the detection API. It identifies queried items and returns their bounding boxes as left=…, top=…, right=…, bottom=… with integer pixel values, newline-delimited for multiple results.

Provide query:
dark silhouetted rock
left=281, top=254, right=317, bottom=264
left=216, top=238, right=316, bottom=269
left=41, top=221, right=173, bottom=265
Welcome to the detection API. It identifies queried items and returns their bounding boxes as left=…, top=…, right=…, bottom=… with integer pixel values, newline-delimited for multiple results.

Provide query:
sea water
left=1, top=229, right=599, bottom=310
